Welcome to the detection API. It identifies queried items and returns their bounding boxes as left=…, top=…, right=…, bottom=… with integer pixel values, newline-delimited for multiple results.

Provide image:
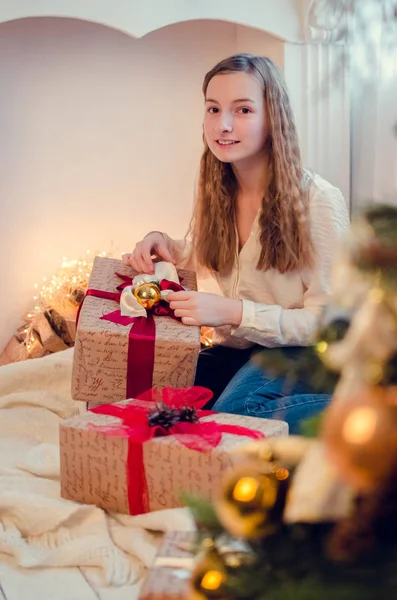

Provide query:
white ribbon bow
left=120, top=261, right=180, bottom=318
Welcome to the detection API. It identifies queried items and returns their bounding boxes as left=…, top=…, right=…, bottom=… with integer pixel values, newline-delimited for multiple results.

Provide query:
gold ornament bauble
left=215, top=462, right=290, bottom=540
left=189, top=549, right=228, bottom=600
left=322, top=386, right=397, bottom=492
left=133, top=282, right=161, bottom=309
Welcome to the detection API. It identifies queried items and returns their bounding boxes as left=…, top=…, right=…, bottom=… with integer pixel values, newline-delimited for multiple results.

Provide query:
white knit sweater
left=171, top=173, right=350, bottom=349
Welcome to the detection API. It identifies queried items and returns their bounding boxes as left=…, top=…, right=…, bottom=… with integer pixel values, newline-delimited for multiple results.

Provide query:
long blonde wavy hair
left=189, top=54, right=313, bottom=274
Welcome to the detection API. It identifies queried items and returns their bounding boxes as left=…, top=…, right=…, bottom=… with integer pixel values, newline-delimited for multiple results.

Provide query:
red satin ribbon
left=76, top=273, right=184, bottom=398
left=90, top=387, right=265, bottom=515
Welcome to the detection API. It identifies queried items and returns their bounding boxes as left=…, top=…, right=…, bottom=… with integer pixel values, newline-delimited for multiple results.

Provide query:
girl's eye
left=207, top=107, right=219, bottom=114
left=238, top=107, right=252, bottom=114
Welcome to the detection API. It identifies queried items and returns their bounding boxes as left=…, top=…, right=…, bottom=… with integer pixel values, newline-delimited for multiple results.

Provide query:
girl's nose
left=219, top=114, right=233, bottom=133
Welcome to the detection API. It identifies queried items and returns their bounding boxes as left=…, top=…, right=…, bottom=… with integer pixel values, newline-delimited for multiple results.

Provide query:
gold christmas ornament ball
left=215, top=462, right=289, bottom=540
left=133, top=282, right=161, bottom=309
left=189, top=550, right=228, bottom=600
left=322, top=386, right=397, bottom=492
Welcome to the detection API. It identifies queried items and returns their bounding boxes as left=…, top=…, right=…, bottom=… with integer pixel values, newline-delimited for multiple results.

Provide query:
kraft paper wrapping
left=59, top=400, right=288, bottom=515
left=71, top=257, right=200, bottom=405
left=138, top=531, right=196, bottom=600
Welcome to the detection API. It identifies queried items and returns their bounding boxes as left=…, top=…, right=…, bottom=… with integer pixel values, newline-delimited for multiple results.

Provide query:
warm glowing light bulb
left=343, top=406, right=378, bottom=445
left=201, top=570, right=224, bottom=591
left=275, top=467, right=289, bottom=481
left=316, top=341, right=328, bottom=354
left=232, top=477, right=259, bottom=502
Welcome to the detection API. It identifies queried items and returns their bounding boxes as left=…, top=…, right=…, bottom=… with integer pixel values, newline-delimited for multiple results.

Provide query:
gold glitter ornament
left=322, top=386, right=397, bottom=492
left=133, top=282, right=161, bottom=309
left=215, top=462, right=290, bottom=540
left=189, top=549, right=228, bottom=600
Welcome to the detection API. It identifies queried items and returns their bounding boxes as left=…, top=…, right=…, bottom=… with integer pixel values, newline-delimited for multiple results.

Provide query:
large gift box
left=60, top=389, right=288, bottom=515
left=71, top=257, right=200, bottom=405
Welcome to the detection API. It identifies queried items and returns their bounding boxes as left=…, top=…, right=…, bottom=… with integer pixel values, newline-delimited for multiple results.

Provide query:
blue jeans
left=195, top=345, right=332, bottom=434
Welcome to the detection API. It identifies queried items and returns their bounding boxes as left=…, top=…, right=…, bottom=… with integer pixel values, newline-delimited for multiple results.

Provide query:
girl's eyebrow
left=205, top=97, right=256, bottom=104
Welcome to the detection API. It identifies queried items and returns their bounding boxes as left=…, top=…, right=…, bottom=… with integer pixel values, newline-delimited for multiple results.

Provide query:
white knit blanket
left=0, top=349, right=194, bottom=588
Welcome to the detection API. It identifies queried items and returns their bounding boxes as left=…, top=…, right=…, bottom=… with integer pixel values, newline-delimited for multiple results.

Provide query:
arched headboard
left=0, top=0, right=304, bottom=42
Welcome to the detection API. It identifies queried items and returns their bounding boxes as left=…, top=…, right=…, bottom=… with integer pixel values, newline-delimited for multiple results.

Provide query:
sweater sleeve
left=231, top=180, right=350, bottom=347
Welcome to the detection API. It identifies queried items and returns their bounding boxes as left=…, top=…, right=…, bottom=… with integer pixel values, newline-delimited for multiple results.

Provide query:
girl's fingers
left=156, top=240, right=176, bottom=264
left=123, top=237, right=178, bottom=275
left=169, top=301, right=193, bottom=312
left=181, top=317, right=199, bottom=326
left=173, top=309, right=191, bottom=318
left=167, top=291, right=193, bottom=302
left=132, top=257, right=145, bottom=272
left=123, top=253, right=142, bottom=272
left=140, top=242, right=155, bottom=274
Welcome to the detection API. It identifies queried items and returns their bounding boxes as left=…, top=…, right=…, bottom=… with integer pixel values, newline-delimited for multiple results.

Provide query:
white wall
left=351, top=74, right=397, bottom=210
left=0, top=17, right=283, bottom=352
left=342, top=8, right=397, bottom=211
left=284, top=43, right=351, bottom=205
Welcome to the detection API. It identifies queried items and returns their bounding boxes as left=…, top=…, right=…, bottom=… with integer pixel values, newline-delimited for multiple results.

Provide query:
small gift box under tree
left=60, top=387, right=288, bottom=515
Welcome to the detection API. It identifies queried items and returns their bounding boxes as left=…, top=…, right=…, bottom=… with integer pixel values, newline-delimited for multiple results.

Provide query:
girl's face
left=203, top=71, right=269, bottom=165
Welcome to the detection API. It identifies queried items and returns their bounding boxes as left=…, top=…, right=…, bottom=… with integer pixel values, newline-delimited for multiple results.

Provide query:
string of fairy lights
left=24, top=250, right=108, bottom=354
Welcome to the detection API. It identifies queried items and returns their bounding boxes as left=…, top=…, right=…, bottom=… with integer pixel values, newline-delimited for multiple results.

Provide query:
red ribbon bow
left=89, top=387, right=265, bottom=515
left=77, top=273, right=185, bottom=398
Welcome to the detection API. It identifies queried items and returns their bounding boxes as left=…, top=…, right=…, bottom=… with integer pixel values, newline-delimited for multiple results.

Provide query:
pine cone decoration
left=147, top=402, right=180, bottom=430
left=178, top=405, right=199, bottom=423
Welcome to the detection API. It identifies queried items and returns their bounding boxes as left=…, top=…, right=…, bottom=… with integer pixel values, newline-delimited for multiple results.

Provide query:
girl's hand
left=122, top=231, right=176, bottom=274
left=168, top=291, right=242, bottom=327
